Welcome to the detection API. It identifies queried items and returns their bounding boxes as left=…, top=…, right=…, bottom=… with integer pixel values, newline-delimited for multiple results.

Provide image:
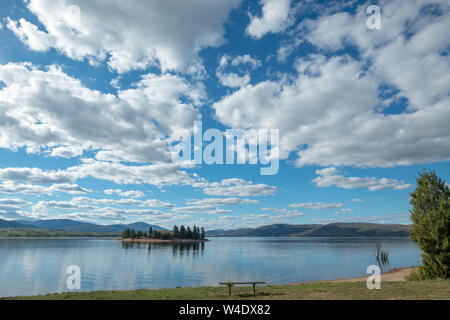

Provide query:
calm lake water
left=0, top=237, right=421, bottom=298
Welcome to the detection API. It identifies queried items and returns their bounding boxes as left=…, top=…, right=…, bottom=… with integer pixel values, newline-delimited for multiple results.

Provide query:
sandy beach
left=318, top=267, right=417, bottom=283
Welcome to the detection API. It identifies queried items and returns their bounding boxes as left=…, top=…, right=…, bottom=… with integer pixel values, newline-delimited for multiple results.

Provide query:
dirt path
left=323, top=267, right=416, bottom=283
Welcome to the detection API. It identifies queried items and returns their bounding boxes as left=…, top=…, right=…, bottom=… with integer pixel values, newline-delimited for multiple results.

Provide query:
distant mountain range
left=0, top=220, right=411, bottom=237
left=0, top=219, right=29, bottom=229
left=0, top=219, right=167, bottom=233
left=206, top=223, right=411, bottom=237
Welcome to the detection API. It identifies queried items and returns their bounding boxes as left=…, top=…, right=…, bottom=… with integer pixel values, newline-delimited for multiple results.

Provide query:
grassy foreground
left=5, top=280, right=450, bottom=300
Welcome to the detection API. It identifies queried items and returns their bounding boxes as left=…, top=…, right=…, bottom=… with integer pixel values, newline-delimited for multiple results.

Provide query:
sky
left=0, top=0, right=448, bottom=230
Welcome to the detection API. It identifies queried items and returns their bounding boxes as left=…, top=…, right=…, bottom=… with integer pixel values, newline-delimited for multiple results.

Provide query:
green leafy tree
left=137, top=230, right=143, bottom=239
left=149, top=227, right=153, bottom=238
left=130, top=229, right=136, bottom=239
left=186, top=226, right=193, bottom=239
left=410, top=170, right=450, bottom=279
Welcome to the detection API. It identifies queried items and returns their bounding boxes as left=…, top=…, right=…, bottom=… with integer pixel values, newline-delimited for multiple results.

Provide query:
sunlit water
left=0, top=237, right=421, bottom=297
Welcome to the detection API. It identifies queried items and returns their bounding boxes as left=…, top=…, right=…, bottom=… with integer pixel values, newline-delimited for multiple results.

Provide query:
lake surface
left=0, top=237, right=421, bottom=298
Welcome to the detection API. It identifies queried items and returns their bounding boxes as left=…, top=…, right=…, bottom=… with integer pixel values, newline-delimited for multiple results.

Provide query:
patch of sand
left=325, top=267, right=417, bottom=283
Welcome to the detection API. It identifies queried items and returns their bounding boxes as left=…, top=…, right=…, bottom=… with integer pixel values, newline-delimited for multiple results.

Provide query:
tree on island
left=122, top=228, right=131, bottom=239
left=409, top=170, right=450, bottom=279
left=172, top=225, right=179, bottom=238
left=179, top=225, right=186, bottom=239
left=122, top=225, right=206, bottom=241
left=201, top=227, right=205, bottom=240
left=193, top=226, right=198, bottom=240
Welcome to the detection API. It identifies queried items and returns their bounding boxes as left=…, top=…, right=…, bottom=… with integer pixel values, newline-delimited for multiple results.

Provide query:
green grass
left=0, top=228, right=120, bottom=238
left=5, top=280, right=450, bottom=300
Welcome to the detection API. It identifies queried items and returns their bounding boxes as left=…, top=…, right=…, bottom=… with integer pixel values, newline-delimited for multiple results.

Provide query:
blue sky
left=0, top=0, right=449, bottom=229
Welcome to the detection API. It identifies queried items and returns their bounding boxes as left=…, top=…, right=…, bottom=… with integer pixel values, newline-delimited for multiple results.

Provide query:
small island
left=121, top=225, right=209, bottom=243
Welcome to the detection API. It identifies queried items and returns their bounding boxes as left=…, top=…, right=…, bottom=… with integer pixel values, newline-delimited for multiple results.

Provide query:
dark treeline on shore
left=122, top=225, right=206, bottom=240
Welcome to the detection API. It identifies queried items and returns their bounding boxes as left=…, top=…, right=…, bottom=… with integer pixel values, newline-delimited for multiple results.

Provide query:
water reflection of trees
left=121, top=241, right=205, bottom=257
left=171, top=241, right=205, bottom=257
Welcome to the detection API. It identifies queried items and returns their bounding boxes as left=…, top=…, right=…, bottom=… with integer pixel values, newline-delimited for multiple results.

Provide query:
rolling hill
left=2, top=220, right=411, bottom=237
left=206, top=223, right=411, bottom=237
left=9, top=219, right=167, bottom=233
left=0, top=219, right=34, bottom=229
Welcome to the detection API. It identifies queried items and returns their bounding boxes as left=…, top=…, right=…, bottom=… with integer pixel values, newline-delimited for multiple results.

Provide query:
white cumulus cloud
left=0, top=63, right=204, bottom=163
left=312, top=168, right=412, bottom=191
left=7, top=0, right=241, bottom=73
left=194, top=178, right=277, bottom=197
left=247, top=0, right=293, bottom=39
left=216, top=54, right=261, bottom=88
left=289, top=202, right=344, bottom=210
